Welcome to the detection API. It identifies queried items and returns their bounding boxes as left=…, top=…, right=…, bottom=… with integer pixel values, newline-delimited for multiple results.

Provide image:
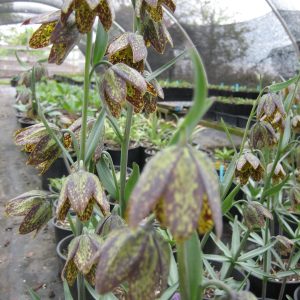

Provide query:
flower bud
left=249, top=121, right=277, bottom=149
left=243, top=202, right=273, bottom=231
left=292, top=115, right=300, bottom=134
left=275, top=235, right=294, bottom=256
left=290, top=186, right=300, bottom=211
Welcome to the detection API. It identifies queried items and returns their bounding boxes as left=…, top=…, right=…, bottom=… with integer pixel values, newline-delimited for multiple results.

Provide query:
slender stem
left=30, top=66, right=37, bottom=116
left=201, top=280, right=235, bottom=299
left=262, top=211, right=270, bottom=299
left=80, top=31, right=93, bottom=162
left=119, top=104, right=133, bottom=217
left=278, top=245, right=296, bottom=300
left=224, top=229, right=250, bottom=278
left=177, top=242, right=189, bottom=300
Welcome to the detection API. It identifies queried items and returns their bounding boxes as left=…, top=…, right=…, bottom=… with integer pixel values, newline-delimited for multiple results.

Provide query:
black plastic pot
left=52, top=217, right=72, bottom=245
left=294, top=286, right=300, bottom=300
left=163, top=87, right=193, bottom=101
left=41, top=157, right=69, bottom=190
left=17, top=117, right=36, bottom=128
left=56, top=235, right=94, bottom=300
left=248, top=272, right=300, bottom=298
left=106, top=143, right=144, bottom=169
left=216, top=111, right=238, bottom=126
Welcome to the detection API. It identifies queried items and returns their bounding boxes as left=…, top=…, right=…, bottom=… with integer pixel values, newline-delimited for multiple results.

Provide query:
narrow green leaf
left=26, top=287, right=41, bottom=300
left=168, top=247, right=179, bottom=286
left=276, top=269, right=300, bottom=279
left=84, top=280, right=118, bottom=300
left=67, top=213, right=76, bottom=235
left=281, top=116, right=291, bottom=150
left=177, top=232, right=202, bottom=300
left=96, top=157, right=118, bottom=200
left=159, top=283, right=179, bottom=300
left=220, top=118, right=237, bottom=153
left=203, top=254, right=229, bottom=262
left=85, top=108, right=106, bottom=163
left=238, top=241, right=275, bottom=261
left=220, top=154, right=238, bottom=198
left=210, top=233, right=231, bottom=257
left=146, top=50, right=187, bottom=81
left=93, top=20, right=108, bottom=66
left=63, top=280, right=74, bottom=300
left=268, top=75, right=298, bottom=92
left=169, top=48, right=208, bottom=145
left=222, top=184, right=240, bottom=214
left=276, top=213, right=295, bottom=238
left=15, top=50, right=30, bottom=69
left=284, top=92, right=294, bottom=112
left=231, top=217, right=240, bottom=256
left=264, top=176, right=289, bottom=198
left=124, top=162, right=140, bottom=203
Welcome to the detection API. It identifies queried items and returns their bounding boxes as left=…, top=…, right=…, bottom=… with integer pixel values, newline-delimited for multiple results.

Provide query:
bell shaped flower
left=95, top=214, right=126, bottom=238
left=243, top=202, right=273, bottom=231
left=257, top=92, right=286, bottom=130
left=5, top=190, right=52, bottom=235
left=61, top=0, right=114, bottom=33
left=235, top=152, right=264, bottom=185
left=143, top=71, right=164, bottom=113
left=24, top=10, right=81, bottom=65
left=94, top=227, right=170, bottom=299
left=290, top=186, right=300, bottom=211
left=275, top=235, right=294, bottom=256
left=14, top=123, right=65, bottom=173
left=135, top=0, right=176, bottom=22
left=249, top=121, right=277, bottom=149
left=56, top=170, right=109, bottom=222
left=267, top=162, right=286, bottom=184
left=62, top=233, right=102, bottom=285
left=142, top=16, right=173, bottom=54
left=127, top=146, right=222, bottom=241
left=292, top=115, right=300, bottom=133
left=100, top=63, right=149, bottom=117
left=107, top=32, right=147, bottom=72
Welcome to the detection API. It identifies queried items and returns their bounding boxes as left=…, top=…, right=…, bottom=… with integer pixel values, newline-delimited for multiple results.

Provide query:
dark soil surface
left=0, top=86, right=63, bottom=300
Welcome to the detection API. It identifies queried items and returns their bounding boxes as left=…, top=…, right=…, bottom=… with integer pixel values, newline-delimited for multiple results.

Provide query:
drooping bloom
left=235, top=152, right=264, bottom=185
left=243, top=202, right=273, bottom=231
left=249, top=121, right=278, bottom=149
left=141, top=16, right=173, bottom=54
left=143, top=71, right=164, bottom=113
left=56, top=170, right=109, bottom=221
left=14, top=123, right=64, bottom=173
left=24, top=10, right=81, bottom=65
left=135, top=0, right=176, bottom=23
left=95, top=214, right=126, bottom=237
left=5, top=190, right=52, bottom=235
left=94, top=227, right=170, bottom=299
left=61, top=0, right=114, bottom=33
left=100, top=63, right=149, bottom=117
left=257, top=92, right=286, bottom=131
left=127, top=145, right=222, bottom=240
left=275, top=235, right=294, bottom=256
left=107, top=32, right=148, bottom=72
left=292, top=115, right=300, bottom=133
left=16, top=88, right=31, bottom=105
left=267, top=162, right=286, bottom=183
left=62, top=233, right=102, bottom=285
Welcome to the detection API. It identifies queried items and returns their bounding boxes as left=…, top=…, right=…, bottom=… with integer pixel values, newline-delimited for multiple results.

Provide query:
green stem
left=177, top=242, right=189, bottom=300
left=30, top=66, right=37, bottom=117
left=278, top=245, right=296, bottom=300
left=262, top=211, right=271, bottom=299
left=119, top=104, right=133, bottom=217
left=201, top=280, right=235, bottom=299
left=80, top=31, right=93, bottom=162
left=224, top=229, right=250, bottom=278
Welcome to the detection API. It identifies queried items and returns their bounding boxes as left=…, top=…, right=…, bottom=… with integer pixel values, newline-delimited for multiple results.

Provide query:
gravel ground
left=0, top=86, right=63, bottom=300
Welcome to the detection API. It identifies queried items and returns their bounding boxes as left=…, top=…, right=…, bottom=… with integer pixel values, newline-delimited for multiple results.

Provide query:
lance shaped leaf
left=19, top=201, right=52, bottom=235
left=63, top=233, right=102, bottom=286
left=95, top=227, right=170, bottom=299
left=57, top=170, right=109, bottom=221
left=5, top=190, right=48, bottom=216
left=128, top=146, right=222, bottom=241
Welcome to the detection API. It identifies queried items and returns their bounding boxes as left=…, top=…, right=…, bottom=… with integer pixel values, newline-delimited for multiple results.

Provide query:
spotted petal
left=29, top=22, right=57, bottom=49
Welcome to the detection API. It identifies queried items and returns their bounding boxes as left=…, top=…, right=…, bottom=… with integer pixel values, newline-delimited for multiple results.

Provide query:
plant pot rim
left=294, top=285, right=300, bottom=299
left=51, top=216, right=73, bottom=231
left=56, top=234, right=74, bottom=261
left=105, top=141, right=140, bottom=150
